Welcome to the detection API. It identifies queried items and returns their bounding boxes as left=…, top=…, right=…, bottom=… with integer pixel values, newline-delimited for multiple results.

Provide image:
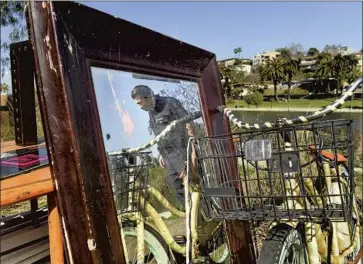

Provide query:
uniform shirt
left=148, top=95, right=189, bottom=152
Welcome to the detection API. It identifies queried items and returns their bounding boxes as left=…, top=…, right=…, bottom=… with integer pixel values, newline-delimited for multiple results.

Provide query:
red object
left=1, top=154, right=47, bottom=168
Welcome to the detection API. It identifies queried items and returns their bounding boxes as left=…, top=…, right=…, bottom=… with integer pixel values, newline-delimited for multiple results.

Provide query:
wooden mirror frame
left=26, top=1, right=256, bottom=263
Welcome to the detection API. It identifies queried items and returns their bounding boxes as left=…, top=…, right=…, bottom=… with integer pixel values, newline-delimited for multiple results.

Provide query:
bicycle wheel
left=340, top=165, right=362, bottom=264
left=257, top=224, right=307, bottom=264
left=121, top=221, right=171, bottom=264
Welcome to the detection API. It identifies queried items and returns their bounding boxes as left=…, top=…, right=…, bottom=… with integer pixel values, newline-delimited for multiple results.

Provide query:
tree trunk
left=226, top=79, right=231, bottom=98
left=287, top=74, right=293, bottom=102
left=287, top=82, right=292, bottom=102
left=274, top=81, right=279, bottom=101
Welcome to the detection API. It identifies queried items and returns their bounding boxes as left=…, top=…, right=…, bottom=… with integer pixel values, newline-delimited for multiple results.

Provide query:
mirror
left=27, top=2, right=252, bottom=262
left=91, top=67, right=206, bottom=210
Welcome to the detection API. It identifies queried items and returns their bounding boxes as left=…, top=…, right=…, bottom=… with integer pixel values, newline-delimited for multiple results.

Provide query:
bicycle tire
left=122, top=220, right=172, bottom=264
left=340, top=165, right=362, bottom=264
left=257, top=223, right=307, bottom=264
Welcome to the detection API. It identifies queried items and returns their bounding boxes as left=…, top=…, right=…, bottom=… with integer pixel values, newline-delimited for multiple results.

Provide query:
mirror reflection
left=91, top=67, right=205, bottom=210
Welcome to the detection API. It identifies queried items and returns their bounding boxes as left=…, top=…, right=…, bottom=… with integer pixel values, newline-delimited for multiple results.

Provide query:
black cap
left=131, top=85, right=154, bottom=99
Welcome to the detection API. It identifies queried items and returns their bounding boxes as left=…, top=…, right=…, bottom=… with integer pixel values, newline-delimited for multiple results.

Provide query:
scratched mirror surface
left=91, top=67, right=205, bottom=153
left=91, top=67, right=205, bottom=214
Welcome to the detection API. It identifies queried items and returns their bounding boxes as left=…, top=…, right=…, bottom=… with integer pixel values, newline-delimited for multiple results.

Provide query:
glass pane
left=91, top=67, right=205, bottom=212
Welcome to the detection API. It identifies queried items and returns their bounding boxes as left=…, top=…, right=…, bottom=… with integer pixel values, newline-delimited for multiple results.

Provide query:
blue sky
left=83, top=1, right=362, bottom=60
left=1, top=2, right=361, bottom=86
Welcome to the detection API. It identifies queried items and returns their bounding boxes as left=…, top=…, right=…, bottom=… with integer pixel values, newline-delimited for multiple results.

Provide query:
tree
left=341, top=54, right=359, bottom=85
left=314, top=52, right=334, bottom=79
left=287, top=43, right=305, bottom=58
left=244, top=72, right=260, bottom=85
left=159, top=81, right=206, bottom=138
left=1, top=1, right=27, bottom=78
left=315, top=53, right=359, bottom=92
left=345, top=66, right=361, bottom=84
left=282, top=57, right=301, bottom=101
left=275, top=47, right=291, bottom=59
left=260, top=58, right=284, bottom=101
left=219, top=64, right=234, bottom=98
left=159, top=81, right=201, bottom=114
left=234, top=47, right=242, bottom=58
left=343, top=54, right=359, bottom=73
left=219, top=62, right=245, bottom=98
left=307, top=47, right=319, bottom=57
left=277, top=44, right=304, bottom=59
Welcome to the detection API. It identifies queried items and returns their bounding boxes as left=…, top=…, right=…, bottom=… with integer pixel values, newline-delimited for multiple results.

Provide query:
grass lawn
left=227, top=98, right=363, bottom=109
left=1, top=108, right=44, bottom=143
left=1, top=111, right=15, bottom=142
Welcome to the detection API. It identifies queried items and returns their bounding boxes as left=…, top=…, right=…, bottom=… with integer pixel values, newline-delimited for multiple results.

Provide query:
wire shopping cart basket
left=193, top=119, right=354, bottom=223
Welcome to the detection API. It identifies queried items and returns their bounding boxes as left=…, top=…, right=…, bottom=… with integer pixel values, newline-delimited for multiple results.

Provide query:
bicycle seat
left=308, top=145, right=347, bottom=163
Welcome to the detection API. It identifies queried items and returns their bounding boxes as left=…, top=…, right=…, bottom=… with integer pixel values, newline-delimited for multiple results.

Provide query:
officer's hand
left=159, top=157, right=165, bottom=168
left=187, top=129, right=194, bottom=137
left=186, top=123, right=195, bottom=137
left=179, top=170, right=185, bottom=180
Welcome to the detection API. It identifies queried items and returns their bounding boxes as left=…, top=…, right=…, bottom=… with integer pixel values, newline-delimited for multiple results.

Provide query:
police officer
left=131, top=85, right=195, bottom=209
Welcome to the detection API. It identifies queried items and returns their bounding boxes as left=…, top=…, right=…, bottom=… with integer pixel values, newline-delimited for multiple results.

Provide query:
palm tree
left=315, top=53, right=334, bottom=79
left=234, top=47, right=242, bottom=58
left=343, top=54, right=359, bottom=72
left=219, top=64, right=234, bottom=98
left=219, top=62, right=245, bottom=99
left=260, top=58, right=284, bottom=101
left=342, top=55, right=360, bottom=84
left=282, top=57, right=301, bottom=101
left=345, top=66, right=361, bottom=84
left=315, top=53, right=359, bottom=93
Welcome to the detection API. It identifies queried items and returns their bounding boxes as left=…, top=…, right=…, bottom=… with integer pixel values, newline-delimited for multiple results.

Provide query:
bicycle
left=107, top=111, right=231, bottom=264
left=192, top=77, right=363, bottom=264
left=105, top=77, right=362, bottom=264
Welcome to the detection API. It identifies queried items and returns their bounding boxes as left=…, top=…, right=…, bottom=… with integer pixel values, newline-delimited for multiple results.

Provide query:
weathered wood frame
left=26, top=1, right=256, bottom=263
left=10, top=41, right=38, bottom=146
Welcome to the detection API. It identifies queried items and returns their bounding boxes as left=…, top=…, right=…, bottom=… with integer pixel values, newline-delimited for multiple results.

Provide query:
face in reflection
left=131, top=85, right=156, bottom=112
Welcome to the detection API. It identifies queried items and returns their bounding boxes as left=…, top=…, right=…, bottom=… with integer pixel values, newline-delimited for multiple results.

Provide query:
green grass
left=227, top=98, right=363, bottom=109
left=1, top=196, right=48, bottom=217
left=1, top=111, right=15, bottom=142
left=1, top=106, right=44, bottom=143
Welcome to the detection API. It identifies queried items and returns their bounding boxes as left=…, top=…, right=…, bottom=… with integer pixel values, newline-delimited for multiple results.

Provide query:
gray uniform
left=149, top=95, right=189, bottom=206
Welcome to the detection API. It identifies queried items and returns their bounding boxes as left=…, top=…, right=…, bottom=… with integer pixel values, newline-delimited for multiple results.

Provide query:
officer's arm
left=170, top=98, right=195, bottom=137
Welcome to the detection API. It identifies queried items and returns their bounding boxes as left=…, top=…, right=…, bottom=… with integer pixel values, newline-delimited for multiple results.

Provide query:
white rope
left=109, top=111, right=201, bottom=155
left=185, top=137, right=195, bottom=264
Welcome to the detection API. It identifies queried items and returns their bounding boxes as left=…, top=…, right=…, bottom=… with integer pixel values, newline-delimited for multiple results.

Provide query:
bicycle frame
left=118, top=184, right=222, bottom=263
left=268, top=145, right=361, bottom=264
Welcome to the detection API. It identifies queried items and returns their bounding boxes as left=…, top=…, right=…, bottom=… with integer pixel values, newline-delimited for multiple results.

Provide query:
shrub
left=244, top=92, right=264, bottom=107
